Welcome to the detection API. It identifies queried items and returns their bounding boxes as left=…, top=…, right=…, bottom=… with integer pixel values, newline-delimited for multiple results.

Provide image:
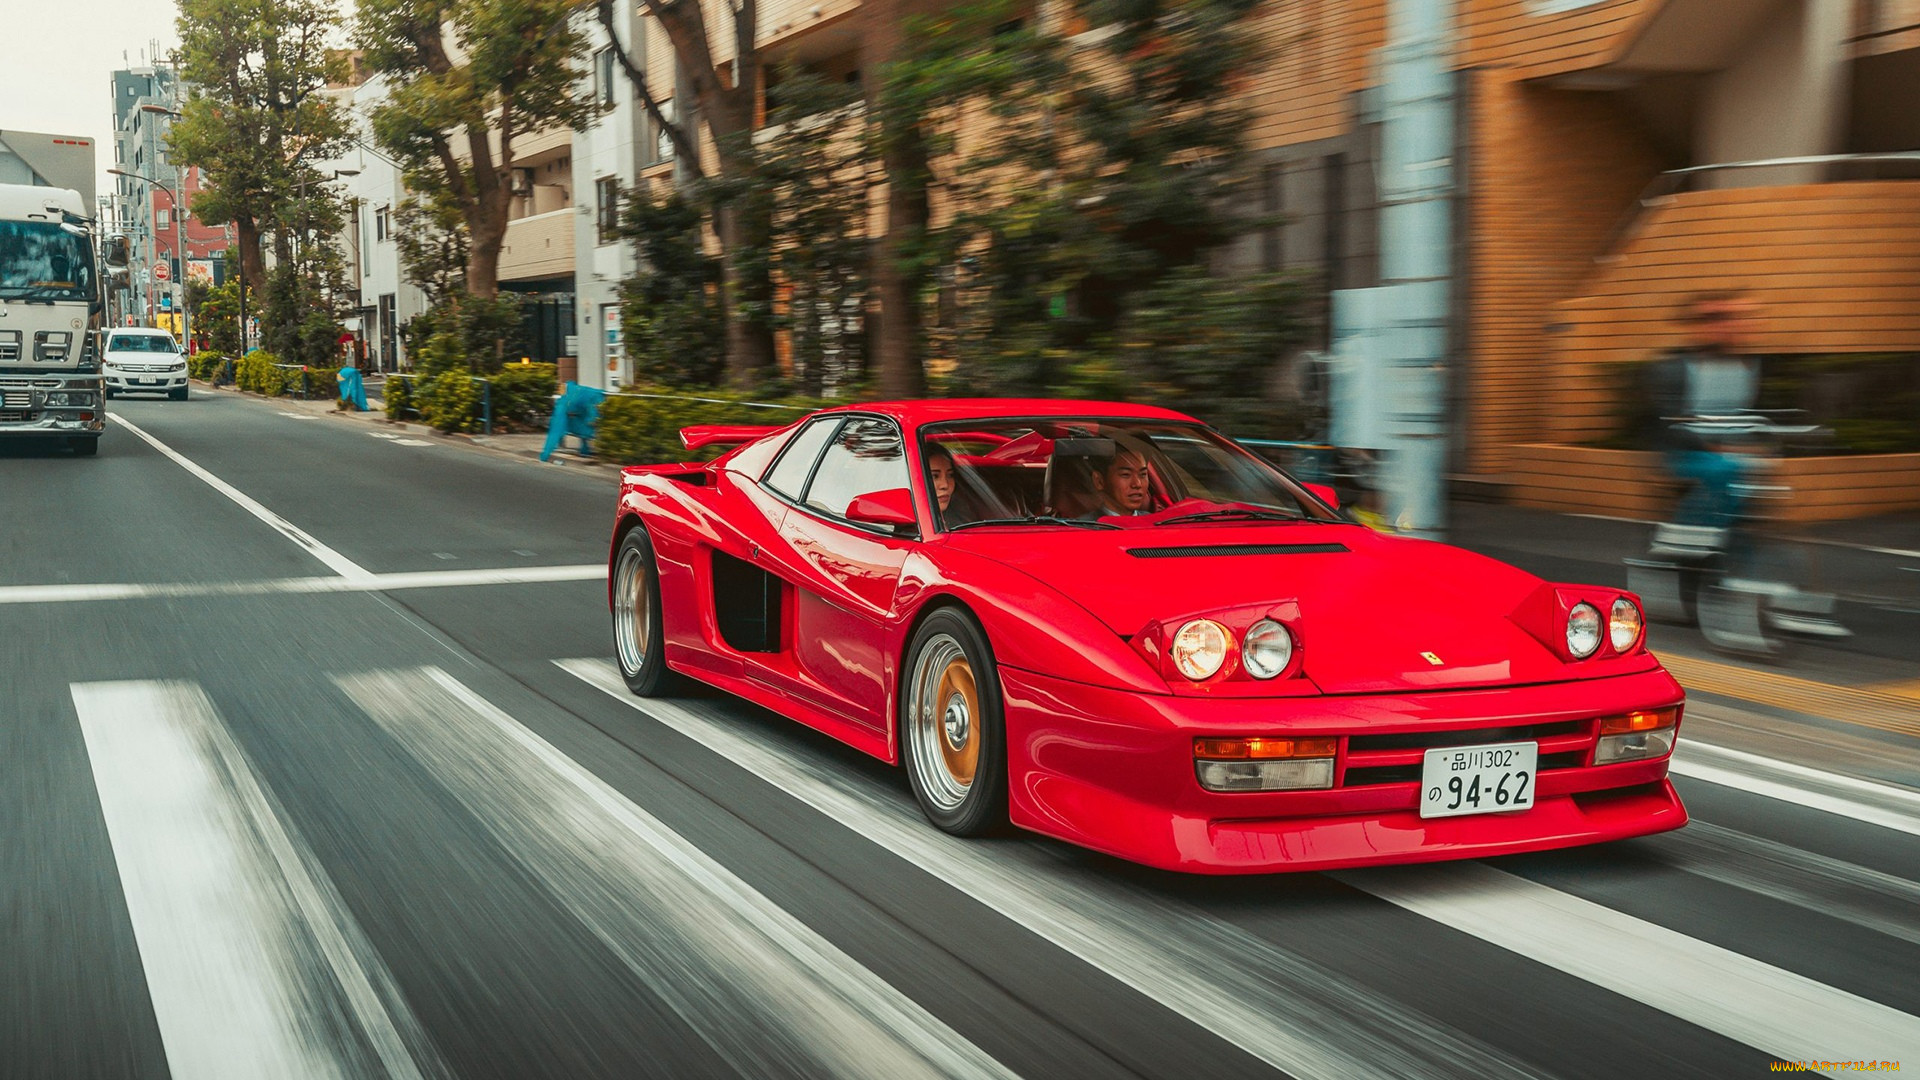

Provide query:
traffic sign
left=153, top=261, right=171, bottom=282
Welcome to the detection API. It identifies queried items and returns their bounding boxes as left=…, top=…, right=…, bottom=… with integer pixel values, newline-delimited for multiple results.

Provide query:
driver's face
left=929, top=455, right=955, bottom=511
left=1100, top=451, right=1150, bottom=511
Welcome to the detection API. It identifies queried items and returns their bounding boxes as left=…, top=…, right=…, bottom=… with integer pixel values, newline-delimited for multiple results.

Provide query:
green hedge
left=187, top=351, right=228, bottom=381
left=383, top=364, right=558, bottom=434
left=594, top=384, right=821, bottom=465
left=233, top=350, right=338, bottom=399
left=385, top=373, right=416, bottom=420
left=488, top=363, right=559, bottom=432
left=420, top=373, right=483, bottom=434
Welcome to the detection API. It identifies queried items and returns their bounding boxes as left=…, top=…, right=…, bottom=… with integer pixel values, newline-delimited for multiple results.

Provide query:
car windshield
left=920, top=418, right=1343, bottom=530
left=108, top=335, right=178, bottom=353
left=0, top=219, right=95, bottom=302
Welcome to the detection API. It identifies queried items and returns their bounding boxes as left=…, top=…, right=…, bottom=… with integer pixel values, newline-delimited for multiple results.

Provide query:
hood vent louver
left=1126, top=542, right=1349, bottom=559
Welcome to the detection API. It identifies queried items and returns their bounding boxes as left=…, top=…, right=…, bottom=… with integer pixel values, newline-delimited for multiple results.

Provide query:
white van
left=102, top=328, right=189, bottom=400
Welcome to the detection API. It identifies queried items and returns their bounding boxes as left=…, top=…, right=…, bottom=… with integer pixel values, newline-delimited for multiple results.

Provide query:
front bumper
left=0, top=373, right=106, bottom=436
left=105, top=369, right=187, bottom=392
left=1001, top=665, right=1688, bottom=873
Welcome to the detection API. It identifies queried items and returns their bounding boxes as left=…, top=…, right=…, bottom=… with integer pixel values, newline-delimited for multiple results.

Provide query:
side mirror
left=103, top=234, right=132, bottom=270
left=845, top=488, right=919, bottom=535
left=1305, top=482, right=1340, bottom=510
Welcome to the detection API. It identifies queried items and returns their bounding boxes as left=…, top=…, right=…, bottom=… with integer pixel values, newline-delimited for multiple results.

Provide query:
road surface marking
left=276, top=411, right=319, bottom=420
left=395, top=439, right=433, bottom=447
left=0, top=564, right=604, bottom=606
left=1671, top=741, right=1920, bottom=837
left=1633, top=820, right=1920, bottom=947
left=558, top=658, right=1546, bottom=1080
left=1341, top=861, right=1920, bottom=1073
left=336, top=667, right=1015, bottom=1080
left=72, top=681, right=444, bottom=1080
left=1658, top=652, right=1920, bottom=739
left=111, top=414, right=375, bottom=583
left=367, top=432, right=401, bottom=440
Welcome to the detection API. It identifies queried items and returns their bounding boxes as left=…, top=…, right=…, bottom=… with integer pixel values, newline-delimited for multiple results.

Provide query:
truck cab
left=0, top=184, right=116, bottom=455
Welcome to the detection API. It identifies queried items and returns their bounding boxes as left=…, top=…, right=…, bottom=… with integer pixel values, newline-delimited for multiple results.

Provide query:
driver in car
left=1089, top=448, right=1153, bottom=516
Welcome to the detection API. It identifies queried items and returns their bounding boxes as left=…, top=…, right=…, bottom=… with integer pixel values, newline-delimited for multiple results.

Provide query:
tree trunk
left=235, top=214, right=267, bottom=295
left=865, top=0, right=928, bottom=399
left=463, top=122, right=508, bottom=300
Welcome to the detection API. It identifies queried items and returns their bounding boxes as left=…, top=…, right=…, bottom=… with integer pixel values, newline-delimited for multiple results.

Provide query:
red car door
left=773, top=417, right=916, bottom=732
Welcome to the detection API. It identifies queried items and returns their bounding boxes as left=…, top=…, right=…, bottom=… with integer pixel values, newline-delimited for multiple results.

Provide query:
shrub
left=486, top=362, right=559, bottom=432
left=235, top=350, right=288, bottom=396
left=419, top=372, right=483, bottom=434
left=594, top=383, right=821, bottom=465
left=385, top=373, right=417, bottom=420
left=187, top=351, right=228, bottom=380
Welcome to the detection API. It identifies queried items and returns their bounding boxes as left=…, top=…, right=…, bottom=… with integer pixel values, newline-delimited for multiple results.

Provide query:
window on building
left=596, top=177, right=621, bottom=243
left=655, top=99, right=676, bottom=164
left=595, top=46, right=616, bottom=107
left=156, top=209, right=171, bottom=230
left=375, top=204, right=391, bottom=242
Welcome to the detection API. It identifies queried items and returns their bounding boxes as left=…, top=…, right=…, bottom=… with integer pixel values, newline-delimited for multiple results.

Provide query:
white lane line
left=1639, top=821, right=1920, bottom=948
left=367, top=432, right=401, bottom=440
left=394, top=439, right=434, bottom=447
left=0, top=564, right=604, bottom=606
left=1342, top=861, right=1920, bottom=1075
left=558, top=658, right=1546, bottom=1080
left=111, top=414, right=374, bottom=583
left=1671, top=741, right=1920, bottom=837
left=336, top=667, right=1015, bottom=1080
left=277, top=411, right=319, bottom=420
left=72, top=681, right=444, bottom=1080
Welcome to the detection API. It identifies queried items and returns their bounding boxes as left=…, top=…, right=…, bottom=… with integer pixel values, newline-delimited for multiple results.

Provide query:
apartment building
left=109, top=64, right=230, bottom=332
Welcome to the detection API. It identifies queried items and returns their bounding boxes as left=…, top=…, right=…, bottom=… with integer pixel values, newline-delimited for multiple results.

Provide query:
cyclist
left=1643, top=290, right=1764, bottom=530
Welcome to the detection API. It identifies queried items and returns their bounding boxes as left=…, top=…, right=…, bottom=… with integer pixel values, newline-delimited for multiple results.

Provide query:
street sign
left=153, top=261, right=171, bottom=282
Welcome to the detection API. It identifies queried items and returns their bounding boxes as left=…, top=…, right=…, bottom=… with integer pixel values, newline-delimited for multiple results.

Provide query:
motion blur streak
left=1633, top=821, right=1920, bottom=948
left=71, top=681, right=445, bottom=1080
left=559, top=658, right=1546, bottom=1080
left=0, top=565, right=606, bottom=606
left=1343, top=861, right=1920, bottom=1067
left=335, top=668, right=1016, bottom=1080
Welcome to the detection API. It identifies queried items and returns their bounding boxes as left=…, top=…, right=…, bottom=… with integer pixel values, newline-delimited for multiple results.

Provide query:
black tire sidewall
left=902, top=607, right=1009, bottom=835
left=614, top=527, right=673, bottom=695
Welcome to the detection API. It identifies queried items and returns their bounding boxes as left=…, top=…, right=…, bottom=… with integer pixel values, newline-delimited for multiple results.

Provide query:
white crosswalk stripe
left=333, top=667, right=1018, bottom=1080
left=72, top=680, right=447, bottom=1080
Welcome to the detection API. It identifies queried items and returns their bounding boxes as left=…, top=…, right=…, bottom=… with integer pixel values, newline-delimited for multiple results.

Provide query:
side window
left=764, top=418, right=840, bottom=499
left=803, top=418, right=908, bottom=519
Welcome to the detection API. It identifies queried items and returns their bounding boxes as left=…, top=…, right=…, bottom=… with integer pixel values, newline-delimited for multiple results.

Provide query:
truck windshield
left=0, top=220, right=94, bottom=302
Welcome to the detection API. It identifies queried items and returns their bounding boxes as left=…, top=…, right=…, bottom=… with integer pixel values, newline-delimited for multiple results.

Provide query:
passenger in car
left=1090, top=448, right=1153, bottom=516
left=928, top=449, right=958, bottom=516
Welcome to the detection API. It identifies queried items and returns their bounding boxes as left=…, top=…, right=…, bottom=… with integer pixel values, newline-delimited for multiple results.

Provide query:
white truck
left=0, top=183, right=125, bottom=456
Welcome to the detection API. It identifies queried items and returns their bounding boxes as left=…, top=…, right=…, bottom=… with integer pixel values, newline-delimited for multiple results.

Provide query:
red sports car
left=607, top=399, right=1688, bottom=873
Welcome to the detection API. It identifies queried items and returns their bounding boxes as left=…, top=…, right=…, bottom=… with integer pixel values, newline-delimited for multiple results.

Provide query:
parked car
left=102, top=328, right=188, bottom=400
left=606, top=400, right=1688, bottom=873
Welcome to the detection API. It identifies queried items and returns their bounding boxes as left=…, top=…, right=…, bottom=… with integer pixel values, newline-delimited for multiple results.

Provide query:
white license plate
left=1419, top=741, right=1537, bottom=819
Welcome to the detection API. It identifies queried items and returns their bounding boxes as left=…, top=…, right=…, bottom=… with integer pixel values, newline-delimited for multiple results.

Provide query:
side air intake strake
left=1126, top=543, right=1349, bottom=559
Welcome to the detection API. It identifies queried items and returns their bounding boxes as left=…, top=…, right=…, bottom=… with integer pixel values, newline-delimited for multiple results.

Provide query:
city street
left=4, top=388, right=1919, bottom=1079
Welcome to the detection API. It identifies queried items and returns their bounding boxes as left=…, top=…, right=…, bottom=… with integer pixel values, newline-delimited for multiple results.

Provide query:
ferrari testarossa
left=606, top=399, right=1688, bottom=873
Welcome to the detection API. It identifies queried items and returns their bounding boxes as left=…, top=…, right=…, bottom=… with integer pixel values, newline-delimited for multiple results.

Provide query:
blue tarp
left=337, top=365, right=369, bottom=411
left=541, top=382, right=605, bottom=461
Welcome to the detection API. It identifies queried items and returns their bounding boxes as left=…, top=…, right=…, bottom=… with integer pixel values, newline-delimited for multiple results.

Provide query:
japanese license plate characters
left=1419, top=741, right=1537, bottom=819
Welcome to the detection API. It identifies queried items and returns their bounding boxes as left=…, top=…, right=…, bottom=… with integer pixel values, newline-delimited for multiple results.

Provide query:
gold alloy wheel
left=613, top=542, right=651, bottom=677
left=908, top=633, right=979, bottom=813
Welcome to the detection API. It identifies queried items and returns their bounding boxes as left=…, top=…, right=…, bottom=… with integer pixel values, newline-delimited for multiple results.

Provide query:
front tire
left=170, top=386, right=188, bottom=401
left=69, top=437, right=98, bottom=457
left=902, top=608, right=1008, bottom=836
left=612, top=526, right=681, bottom=696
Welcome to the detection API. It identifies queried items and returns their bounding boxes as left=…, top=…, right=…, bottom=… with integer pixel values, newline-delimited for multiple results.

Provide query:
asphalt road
left=4, top=389, right=1918, bottom=1079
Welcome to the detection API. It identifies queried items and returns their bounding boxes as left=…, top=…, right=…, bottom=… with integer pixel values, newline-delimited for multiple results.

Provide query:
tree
left=172, top=0, right=353, bottom=294
left=393, top=189, right=469, bottom=303
left=357, top=0, right=598, bottom=299
left=592, top=0, right=778, bottom=387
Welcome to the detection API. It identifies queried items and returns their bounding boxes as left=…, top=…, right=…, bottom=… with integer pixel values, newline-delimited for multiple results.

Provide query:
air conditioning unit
left=510, top=168, right=535, bottom=198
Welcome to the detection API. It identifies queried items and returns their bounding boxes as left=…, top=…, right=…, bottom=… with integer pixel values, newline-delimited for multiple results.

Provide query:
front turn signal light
left=1594, top=707, right=1679, bottom=764
left=1194, top=736, right=1337, bottom=792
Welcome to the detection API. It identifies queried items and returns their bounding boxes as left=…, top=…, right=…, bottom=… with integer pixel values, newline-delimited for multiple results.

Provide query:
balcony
left=498, top=209, right=575, bottom=284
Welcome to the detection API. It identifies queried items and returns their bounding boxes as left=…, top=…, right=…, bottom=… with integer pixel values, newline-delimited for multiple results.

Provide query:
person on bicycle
left=1643, top=291, right=1763, bottom=530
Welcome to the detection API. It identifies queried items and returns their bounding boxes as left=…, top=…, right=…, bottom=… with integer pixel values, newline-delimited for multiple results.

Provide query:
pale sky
left=1, top=1, right=184, bottom=201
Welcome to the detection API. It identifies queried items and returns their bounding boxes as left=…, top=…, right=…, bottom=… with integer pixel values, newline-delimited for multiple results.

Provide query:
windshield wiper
left=947, top=515, right=1121, bottom=531
left=1155, top=508, right=1302, bottom=527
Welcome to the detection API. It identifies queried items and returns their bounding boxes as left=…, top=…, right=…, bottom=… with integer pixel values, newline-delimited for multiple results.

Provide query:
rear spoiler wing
left=680, top=424, right=780, bottom=452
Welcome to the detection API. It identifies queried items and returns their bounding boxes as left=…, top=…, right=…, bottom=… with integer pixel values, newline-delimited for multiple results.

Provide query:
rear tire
left=612, top=526, right=682, bottom=696
left=901, top=608, right=1009, bottom=836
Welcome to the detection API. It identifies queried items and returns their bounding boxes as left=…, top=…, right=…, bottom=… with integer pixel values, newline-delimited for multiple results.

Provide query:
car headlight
left=1241, top=619, right=1294, bottom=679
left=1171, top=619, right=1231, bottom=680
left=1566, top=602, right=1602, bottom=659
left=1609, top=598, right=1642, bottom=652
left=41, top=390, right=98, bottom=407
